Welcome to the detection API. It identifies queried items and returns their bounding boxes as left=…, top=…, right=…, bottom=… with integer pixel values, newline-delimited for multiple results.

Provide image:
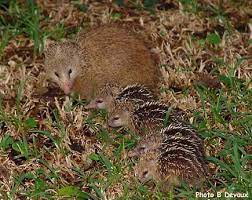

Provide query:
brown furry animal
left=44, top=24, right=160, bottom=99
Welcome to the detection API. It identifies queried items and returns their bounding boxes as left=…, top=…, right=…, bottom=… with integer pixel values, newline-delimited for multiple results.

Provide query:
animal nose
left=107, top=119, right=114, bottom=127
left=85, top=100, right=96, bottom=109
left=63, top=82, right=72, bottom=94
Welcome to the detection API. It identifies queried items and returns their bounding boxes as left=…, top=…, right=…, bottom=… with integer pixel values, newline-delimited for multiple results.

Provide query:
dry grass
left=0, top=0, right=251, bottom=199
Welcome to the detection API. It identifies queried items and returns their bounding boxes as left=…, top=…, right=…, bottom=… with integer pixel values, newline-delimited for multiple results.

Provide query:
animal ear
left=123, top=107, right=129, bottom=112
left=110, top=85, right=120, bottom=96
left=44, top=40, right=58, bottom=56
left=103, top=84, right=119, bottom=97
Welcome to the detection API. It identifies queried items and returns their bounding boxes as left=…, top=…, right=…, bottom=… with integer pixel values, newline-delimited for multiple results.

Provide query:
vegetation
left=0, top=0, right=251, bottom=199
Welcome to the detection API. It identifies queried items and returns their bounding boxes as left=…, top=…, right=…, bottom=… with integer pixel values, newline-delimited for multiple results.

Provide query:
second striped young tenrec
left=108, top=101, right=186, bottom=135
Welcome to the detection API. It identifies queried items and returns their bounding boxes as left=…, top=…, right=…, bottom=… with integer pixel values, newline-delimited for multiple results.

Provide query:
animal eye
left=139, top=146, right=146, bottom=152
left=113, top=116, right=120, bottom=121
left=68, top=69, right=72, bottom=75
left=143, top=170, right=148, bottom=177
left=96, top=99, right=103, bottom=104
left=123, top=107, right=129, bottom=112
left=55, top=72, right=59, bottom=77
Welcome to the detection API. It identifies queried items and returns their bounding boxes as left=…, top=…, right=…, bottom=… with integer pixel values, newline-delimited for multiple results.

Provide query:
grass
left=0, top=0, right=252, bottom=199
